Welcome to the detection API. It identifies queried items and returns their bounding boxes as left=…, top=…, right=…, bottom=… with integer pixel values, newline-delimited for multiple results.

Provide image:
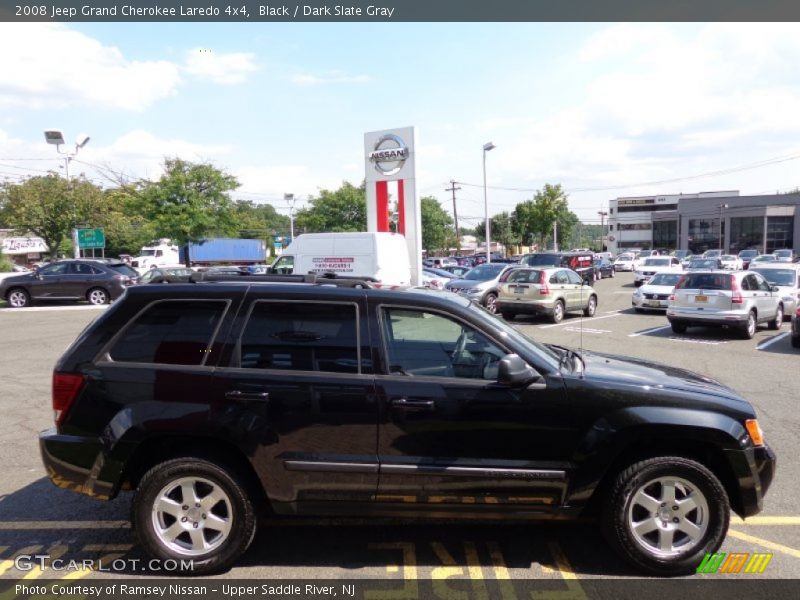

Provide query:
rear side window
left=676, top=273, right=732, bottom=290
left=108, top=264, right=139, bottom=278
left=108, top=301, right=227, bottom=365
left=239, top=302, right=365, bottom=373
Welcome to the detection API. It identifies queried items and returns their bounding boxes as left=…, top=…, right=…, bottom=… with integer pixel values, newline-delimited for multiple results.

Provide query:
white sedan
left=719, top=255, right=743, bottom=270
left=633, top=256, right=683, bottom=286
left=614, top=254, right=636, bottom=271
left=631, top=271, right=685, bottom=312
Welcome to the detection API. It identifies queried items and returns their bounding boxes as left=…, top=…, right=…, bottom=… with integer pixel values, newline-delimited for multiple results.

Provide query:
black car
left=40, top=282, right=775, bottom=576
left=521, top=252, right=595, bottom=283
left=0, top=259, right=138, bottom=308
left=792, top=305, right=800, bottom=348
left=592, top=257, right=615, bottom=280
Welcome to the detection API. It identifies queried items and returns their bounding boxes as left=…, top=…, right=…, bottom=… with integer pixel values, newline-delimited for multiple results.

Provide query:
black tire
left=634, top=308, right=644, bottom=314
left=768, top=305, right=783, bottom=330
left=740, top=311, right=757, bottom=339
left=792, top=335, right=800, bottom=349
left=132, top=457, right=257, bottom=575
left=87, top=287, right=110, bottom=305
left=583, top=295, right=597, bottom=317
left=671, top=322, right=687, bottom=334
left=602, top=456, right=730, bottom=576
left=500, top=311, right=516, bottom=321
left=550, top=300, right=565, bottom=324
left=6, top=287, right=30, bottom=308
left=484, top=292, right=498, bottom=314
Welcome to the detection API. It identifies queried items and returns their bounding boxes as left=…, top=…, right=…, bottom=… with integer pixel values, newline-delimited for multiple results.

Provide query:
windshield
left=643, top=258, right=671, bottom=266
left=739, top=250, right=758, bottom=258
left=648, top=273, right=683, bottom=286
left=674, top=250, right=690, bottom=259
left=753, top=255, right=776, bottom=262
left=466, top=302, right=560, bottom=369
left=523, top=254, right=560, bottom=267
left=774, top=250, right=792, bottom=258
left=750, top=269, right=797, bottom=286
left=615, top=255, right=633, bottom=262
left=463, top=263, right=505, bottom=280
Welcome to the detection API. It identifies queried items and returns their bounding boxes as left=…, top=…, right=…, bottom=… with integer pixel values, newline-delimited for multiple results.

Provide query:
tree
left=0, top=174, right=104, bottom=258
left=295, top=182, right=367, bottom=232
left=513, top=184, right=570, bottom=248
left=420, top=196, right=454, bottom=253
left=132, top=158, right=241, bottom=246
left=474, top=211, right=520, bottom=253
left=231, top=200, right=290, bottom=239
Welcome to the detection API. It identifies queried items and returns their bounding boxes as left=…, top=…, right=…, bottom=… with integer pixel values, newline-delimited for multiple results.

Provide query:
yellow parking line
left=731, top=516, right=800, bottom=526
left=0, top=545, right=43, bottom=576
left=727, top=529, right=800, bottom=559
left=0, top=521, right=129, bottom=530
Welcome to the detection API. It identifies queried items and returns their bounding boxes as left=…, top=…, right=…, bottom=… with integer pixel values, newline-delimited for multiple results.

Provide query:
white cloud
left=183, top=48, right=258, bottom=85
left=290, top=71, right=370, bottom=85
left=0, top=23, right=181, bottom=111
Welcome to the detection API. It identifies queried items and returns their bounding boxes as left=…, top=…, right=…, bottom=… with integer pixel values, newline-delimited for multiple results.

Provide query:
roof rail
left=188, top=271, right=376, bottom=288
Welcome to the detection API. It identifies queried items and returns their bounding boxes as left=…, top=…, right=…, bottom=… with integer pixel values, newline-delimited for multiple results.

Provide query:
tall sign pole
left=364, top=127, right=421, bottom=285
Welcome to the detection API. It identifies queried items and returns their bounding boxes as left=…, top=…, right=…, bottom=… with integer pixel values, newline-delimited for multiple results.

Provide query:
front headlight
left=467, top=287, right=482, bottom=294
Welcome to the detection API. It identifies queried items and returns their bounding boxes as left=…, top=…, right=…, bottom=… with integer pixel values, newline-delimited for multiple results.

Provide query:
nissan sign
left=368, top=134, right=408, bottom=176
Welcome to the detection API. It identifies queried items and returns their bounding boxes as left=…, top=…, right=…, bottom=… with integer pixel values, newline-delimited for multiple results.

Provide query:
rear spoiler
left=189, top=271, right=377, bottom=288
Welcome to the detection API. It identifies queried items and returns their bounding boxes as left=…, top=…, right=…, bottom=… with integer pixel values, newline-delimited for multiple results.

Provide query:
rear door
left=750, top=273, right=778, bottom=318
left=213, top=291, right=379, bottom=510
left=63, top=262, right=101, bottom=298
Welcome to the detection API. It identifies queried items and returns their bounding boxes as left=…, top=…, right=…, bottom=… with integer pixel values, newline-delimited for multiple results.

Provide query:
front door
left=214, top=296, right=378, bottom=512
left=373, top=305, right=569, bottom=512
left=30, top=262, right=70, bottom=298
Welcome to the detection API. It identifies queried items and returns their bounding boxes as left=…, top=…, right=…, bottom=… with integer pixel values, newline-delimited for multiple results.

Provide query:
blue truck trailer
left=179, top=238, right=266, bottom=266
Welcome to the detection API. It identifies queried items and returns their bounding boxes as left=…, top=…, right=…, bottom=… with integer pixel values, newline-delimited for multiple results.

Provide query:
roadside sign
left=77, top=228, right=105, bottom=249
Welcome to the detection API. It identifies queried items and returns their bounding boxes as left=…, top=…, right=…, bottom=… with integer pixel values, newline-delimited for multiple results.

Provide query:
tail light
left=539, top=271, right=550, bottom=295
left=52, top=372, right=86, bottom=426
left=730, top=276, right=744, bottom=304
left=669, top=275, right=687, bottom=301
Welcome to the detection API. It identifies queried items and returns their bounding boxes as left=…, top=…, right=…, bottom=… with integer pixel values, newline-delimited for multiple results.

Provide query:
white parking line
left=757, top=332, right=790, bottom=351
left=629, top=325, right=672, bottom=337
left=538, top=312, right=622, bottom=329
left=668, top=336, right=729, bottom=345
left=0, top=305, right=107, bottom=313
left=564, top=327, right=611, bottom=334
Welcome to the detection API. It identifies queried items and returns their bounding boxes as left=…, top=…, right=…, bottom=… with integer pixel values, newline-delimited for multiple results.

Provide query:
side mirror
left=770, top=285, right=780, bottom=292
left=498, top=354, right=542, bottom=387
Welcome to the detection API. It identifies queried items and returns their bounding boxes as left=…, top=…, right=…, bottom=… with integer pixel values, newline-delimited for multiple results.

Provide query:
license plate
left=648, top=300, right=661, bottom=307
left=694, top=295, right=708, bottom=303
left=514, top=286, right=525, bottom=294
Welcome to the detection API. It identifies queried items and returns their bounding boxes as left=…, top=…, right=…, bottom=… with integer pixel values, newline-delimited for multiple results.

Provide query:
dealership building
left=606, top=191, right=800, bottom=255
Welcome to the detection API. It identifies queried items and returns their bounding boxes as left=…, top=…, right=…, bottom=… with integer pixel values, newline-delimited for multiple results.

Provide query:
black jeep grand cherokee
left=40, top=283, right=775, bottom=575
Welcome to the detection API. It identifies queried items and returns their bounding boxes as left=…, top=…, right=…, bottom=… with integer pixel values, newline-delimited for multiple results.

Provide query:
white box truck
left=269, top=232, right=411, bottom=287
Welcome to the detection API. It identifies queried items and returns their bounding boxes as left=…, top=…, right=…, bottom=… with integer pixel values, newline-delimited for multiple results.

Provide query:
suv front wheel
left=132, top=457, right=257, bottom=574
left=602, top=456, right=729, bottom=576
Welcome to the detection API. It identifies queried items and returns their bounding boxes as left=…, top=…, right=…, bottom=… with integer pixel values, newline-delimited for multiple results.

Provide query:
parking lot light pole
left=44, top=130, right=90, bottom=258
left=284, top=193, right=297, bottom=241
left=718, top=203, right=729, bottom=251
left=598, top=210, right=608, bottom=251
left=482, top=142, right=495, bottom=263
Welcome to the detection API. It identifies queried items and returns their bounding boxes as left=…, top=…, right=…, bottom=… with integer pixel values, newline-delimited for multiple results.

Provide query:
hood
left=576, top=350, right=748, bottom=404
left=446, top=277, right=495, bottom=289
left=0, top=273, right=34, bottom=287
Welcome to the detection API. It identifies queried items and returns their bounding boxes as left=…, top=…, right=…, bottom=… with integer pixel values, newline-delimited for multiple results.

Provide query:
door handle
left=225, top=390, right=269, bottom=402
left=391, top=397, right=435, bottom=411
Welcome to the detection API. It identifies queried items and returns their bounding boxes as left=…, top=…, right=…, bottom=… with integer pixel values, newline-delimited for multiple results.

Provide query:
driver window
left=755, top=275, right=771, bottom=292
left=566, top=270, right=583, bottom=285
left=39, top=263, right=69, bottom=276
left=381, top=308, right=505, bottom=380
left=556, top=271, right=569, bottom=285
left=273, top=256, right=294, bottom=274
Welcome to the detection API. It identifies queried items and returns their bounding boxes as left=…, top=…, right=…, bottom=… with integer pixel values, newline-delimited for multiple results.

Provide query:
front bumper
left=725, top=443, right=776, bottom=518
left=632, top=296, right=669, bottom=310
left=39, top=428, right=119, bottom=500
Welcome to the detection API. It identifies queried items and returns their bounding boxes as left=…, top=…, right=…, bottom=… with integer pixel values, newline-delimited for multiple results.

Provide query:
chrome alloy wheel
left=8, top=290, right=28, bottom=308
left=627, top=476, right=710, bottom=558
left=88, top=288, right=108, bottom=305
left=152, top=477, right=233, bottom=557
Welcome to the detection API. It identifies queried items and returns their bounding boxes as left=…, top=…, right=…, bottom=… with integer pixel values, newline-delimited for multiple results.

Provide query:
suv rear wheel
left=87, top=287, right=109, bottom=305
left=583, top=295, right=597, bottom=317
left=132, top=457, right=256, bottom=574
left=602, top=456, right=729, bottom=576
left=550, top=300, right=565, bottom=323
left=741, top=311, right=757, bottom=339
left=671, top=322, right=687, bottom=334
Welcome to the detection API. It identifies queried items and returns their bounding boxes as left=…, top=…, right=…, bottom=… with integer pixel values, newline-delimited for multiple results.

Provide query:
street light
left=43, top=129, right=90, bottom=180
left=598, top=210, right=608, bottom=251
left=482, top=141, right=495, bottom=263
left=284, top=193, right=297, bottom=241
left=718, top=203, right=729, bottom=251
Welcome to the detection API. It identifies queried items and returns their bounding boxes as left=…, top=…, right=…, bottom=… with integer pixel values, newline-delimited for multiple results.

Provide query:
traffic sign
left=77, top=228, right=105, bottom=249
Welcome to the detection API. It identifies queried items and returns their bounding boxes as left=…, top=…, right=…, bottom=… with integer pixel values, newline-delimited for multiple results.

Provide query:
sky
left=1, top=21, right=800, bottom=228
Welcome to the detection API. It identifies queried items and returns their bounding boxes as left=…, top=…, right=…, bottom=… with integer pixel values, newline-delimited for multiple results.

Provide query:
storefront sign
left=1, top=237, right=49, bottom=254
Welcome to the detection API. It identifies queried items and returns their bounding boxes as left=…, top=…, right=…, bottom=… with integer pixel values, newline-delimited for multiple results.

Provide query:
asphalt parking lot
left=0, top=274, right=798, bottom=589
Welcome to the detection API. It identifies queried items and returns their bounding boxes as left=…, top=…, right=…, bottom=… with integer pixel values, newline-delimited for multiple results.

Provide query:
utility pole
left=553, top=220, right=558, bottom=251
left=284, top=193, right=297, bottom=242
left=445, top=180, right=461, bottom=251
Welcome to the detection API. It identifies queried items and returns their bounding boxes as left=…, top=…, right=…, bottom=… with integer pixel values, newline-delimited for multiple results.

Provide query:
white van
left=270, top=232, right=411, bottom=287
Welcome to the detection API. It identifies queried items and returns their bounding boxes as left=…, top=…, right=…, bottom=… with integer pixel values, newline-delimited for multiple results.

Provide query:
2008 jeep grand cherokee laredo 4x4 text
left=40, top=282, right=775, bottom=575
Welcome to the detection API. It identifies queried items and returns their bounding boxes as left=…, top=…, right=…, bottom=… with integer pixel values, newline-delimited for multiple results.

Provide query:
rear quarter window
left=107, top=300, right=228, bottom=365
